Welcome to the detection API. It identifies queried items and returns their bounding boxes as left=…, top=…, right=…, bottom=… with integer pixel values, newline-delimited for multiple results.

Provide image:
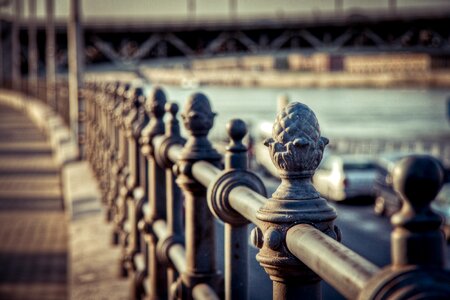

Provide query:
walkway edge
left=0, top=89, right=78, bottom=166
left=0, top=90, right=129, bottom=300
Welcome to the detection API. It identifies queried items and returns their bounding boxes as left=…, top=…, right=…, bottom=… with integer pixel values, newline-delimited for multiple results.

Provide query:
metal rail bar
left=192, top=283, right=220, bottom=300
left=229, top=186, right=266, bottom=226
left=153, top=219, right=168, bottom=240
left=169, top=244, right=187, bottom=274
left=168, top=144, right=183, bottom=162
left=190, top=159, right=266, bottom=227
left=153, top=213, right=188, bottom=275
left=286, top=224, right=380, bottom=300
left=191, top=161, right=221, bottom=187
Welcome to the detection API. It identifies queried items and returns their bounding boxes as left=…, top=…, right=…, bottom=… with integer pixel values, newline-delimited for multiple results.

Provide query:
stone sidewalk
left=0, top=104, right=67, bottom=300
left=0, top=92, right=129, bottom=300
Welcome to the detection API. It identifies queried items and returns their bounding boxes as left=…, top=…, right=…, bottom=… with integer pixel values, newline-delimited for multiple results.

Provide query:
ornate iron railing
left=77, top=81, right=449, bottom=300
left=6, top=77, right=448, bottom=299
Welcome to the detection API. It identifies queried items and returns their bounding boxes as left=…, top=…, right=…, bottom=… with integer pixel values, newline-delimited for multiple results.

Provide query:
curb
left=0, top=90, right=129, bottom=300
left=0, top=89, right=78, bottom=166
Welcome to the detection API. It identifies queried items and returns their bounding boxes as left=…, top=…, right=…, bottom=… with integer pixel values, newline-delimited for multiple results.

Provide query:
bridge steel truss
left=0, top=13, right=449, bottom=70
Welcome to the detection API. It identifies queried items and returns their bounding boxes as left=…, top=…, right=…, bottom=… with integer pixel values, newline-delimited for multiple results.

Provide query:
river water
left=162, top=85, right=450, bottom=141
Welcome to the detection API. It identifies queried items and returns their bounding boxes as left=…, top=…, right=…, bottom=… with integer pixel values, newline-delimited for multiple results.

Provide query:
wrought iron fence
left=4, top=77, right=448, bottom=299
left=78, top=81, right=450, bottom=300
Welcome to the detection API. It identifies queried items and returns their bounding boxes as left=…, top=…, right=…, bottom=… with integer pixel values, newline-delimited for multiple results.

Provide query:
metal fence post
left=28, top=0, right=38, bottom=97
left=255, top=102, right=339, bottom=299
left=46, top=0, right=57, bottom=110
left=117, top=86, right=145, bottom=277
left=12, top=0, right=22, bottom=91
left=207, top=119, right=266, bottom=300
left=140, top=87, right=168, bottom=300
left=360, top=155, right=450, bottom=299
left=84, top=82, right=94, bottom=164
left=155, top=103, right=186, bottom=296
left=174, top=93, right=222, bottom=299
left=116, top=84, right=134, bottom=277
left=122, top=87, right=149, bottom=300
left=105, top=82, right=120, bottom=222
left=68, top=0, right=85, bottom=157
left=111, top=83, right=131, bottom=247
left=96, top=83, right=108, bottom=185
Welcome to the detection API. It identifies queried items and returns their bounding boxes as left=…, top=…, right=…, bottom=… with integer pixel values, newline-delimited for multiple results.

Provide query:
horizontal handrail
left=169, top=244, right=187, bottom=275
left=191, top=161, right=221, bottom=187
left=286, top=224, right=379, bottom=300
left=192, top=283, right=220, bottom=300
left=229, top=186, right=266, bottom=226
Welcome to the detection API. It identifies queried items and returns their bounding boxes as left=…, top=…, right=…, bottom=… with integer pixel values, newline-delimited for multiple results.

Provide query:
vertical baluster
left=46, top=0, right=57, bottom=110
left=106, top=82, right=120, bottom=224
left=154, top=103, right=186, bottom=296
left=223, top=120, right=249, bottom=300
left=133, top=94, right=152, bottom=299
left=96, top=83, right=106, bottom=187
left=84, top=82, right=92, bottom=164
left=174, top=93, right=222, bottom=299
left=12, top=0, right=22, bottom=91
left=116, top=83, right=133, bottom=277
left=91, top=82, right=99, bottom=169
left=140, top=87, right=168, bottom=299
left=111, top=83, right=131, bottom=248
left=207, top=119, right=266, bottom=300
left=122, top=87, right=149, bottom=300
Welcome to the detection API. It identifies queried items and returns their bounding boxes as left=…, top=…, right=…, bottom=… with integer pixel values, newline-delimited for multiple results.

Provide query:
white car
left=313, top=155, right=377, bottom=201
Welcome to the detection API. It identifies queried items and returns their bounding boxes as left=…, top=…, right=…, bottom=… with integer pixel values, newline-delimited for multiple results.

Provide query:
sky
left=2, top=0, right=450, bottom=19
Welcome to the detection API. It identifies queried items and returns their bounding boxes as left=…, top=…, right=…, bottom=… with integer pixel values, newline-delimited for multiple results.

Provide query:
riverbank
left=140, top=67, right=450, bottom=89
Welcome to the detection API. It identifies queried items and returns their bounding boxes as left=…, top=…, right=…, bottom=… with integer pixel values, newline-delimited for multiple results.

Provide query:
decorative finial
left=167, top=102, right=178, bottom=115
left=256, top=101, right=337, bottom=285
left=361, top=155, right=450, bottom=299
left=106, top=81, right=119, bottom=95
left=118, top=82, right=131, bottom=97
left=391, top=155, right=445, bottom=267
left=132, top=87, right=144, bottom=107
left=165, top=102, right=180, bottom=137
left=145, top=86, right=167, bottom=120
left=140, top=86, right=167, bottom=158
left=181, top=93, right=216, bottom=136
left=264, top=102, right=328, bottom=177
left=393, top=155, right=444, bottom=212
left=226, top=119, right=247, bottom=153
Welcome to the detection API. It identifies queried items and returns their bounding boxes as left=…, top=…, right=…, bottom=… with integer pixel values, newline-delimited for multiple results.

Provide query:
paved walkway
left=0, top=104, right=67, bottom=300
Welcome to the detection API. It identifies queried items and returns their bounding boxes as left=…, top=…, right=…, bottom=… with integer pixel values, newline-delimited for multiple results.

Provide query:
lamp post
left=68, top=0, right=85, bottom=158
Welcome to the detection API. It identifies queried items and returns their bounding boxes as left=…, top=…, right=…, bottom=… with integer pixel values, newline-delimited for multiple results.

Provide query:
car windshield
left=343, top=162, right=376, bottom=171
